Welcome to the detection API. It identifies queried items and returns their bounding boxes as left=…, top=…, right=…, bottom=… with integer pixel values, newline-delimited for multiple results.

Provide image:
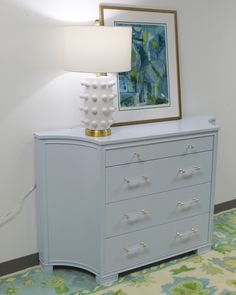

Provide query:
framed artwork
left=99, top=5, right=182, bottom=126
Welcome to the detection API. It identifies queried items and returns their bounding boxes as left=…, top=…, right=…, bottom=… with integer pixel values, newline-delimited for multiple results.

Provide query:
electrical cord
left=0, top=122, right=80, bottom=228
left=0, top=184, right=36, bottom=228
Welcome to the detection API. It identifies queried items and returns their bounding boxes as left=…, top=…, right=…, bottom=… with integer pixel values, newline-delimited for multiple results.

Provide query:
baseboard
left=0, top=253, right=39, bottom=276
left=214, top=199, right=236, bottom=214
left=0, top=200, right=235, bottom=277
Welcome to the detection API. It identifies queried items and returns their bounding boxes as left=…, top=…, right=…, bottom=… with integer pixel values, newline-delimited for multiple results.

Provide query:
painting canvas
left=116, top=21, right=170, bottom=111
left=100, top=5, right=182, bottom=126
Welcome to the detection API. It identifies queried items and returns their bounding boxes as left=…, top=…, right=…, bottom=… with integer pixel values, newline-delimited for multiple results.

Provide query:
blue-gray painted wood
left=106, top=151, right=212, bottom=202
left=34, top=115, right=218, bottom=145
left=45, top=143, right=101, bottom=271
left=105, top=183, right=211, bottom=237
left=106, top=135, right=213, bottom=166
left=104, top=213, right=209, bottom=273
left=34, top=116, right=219, bottom=284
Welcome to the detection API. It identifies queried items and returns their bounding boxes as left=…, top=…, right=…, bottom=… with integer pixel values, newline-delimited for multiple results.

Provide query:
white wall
left=0, top=0, right=235, bottom=263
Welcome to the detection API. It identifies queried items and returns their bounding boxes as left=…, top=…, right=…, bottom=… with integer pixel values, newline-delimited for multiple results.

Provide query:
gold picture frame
left=100, top=5, right=182, bottom=126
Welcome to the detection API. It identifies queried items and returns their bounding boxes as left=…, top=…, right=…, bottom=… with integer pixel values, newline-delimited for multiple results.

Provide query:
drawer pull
left=176, top=232, right=184, bottom=239
left=193, top=166, right=201, bottom=171
left=123, top=209, right=149, bottom=222
left=124, top=177, right=131, bottom=184
left=177, top=197, right=200, bottom=208
left=176, top=227, right=199, bottom=240
left=179, top=168, right=185, bottom=174
left=141, top=209, right=149, bottom=215
left=178, top=168, right=194, bottom=176
left=187, top=144, right=196, bottom=150
left=140, top=241, right=148, bottom=248
left=123, top=176, right=150, bottom=186
left=177, top=201, right=185, bottom=207
left=132, top=152, right=141, bottom=159
left=123, top=241, right=148, bottom=255
left=191, top=227, right=198, bottom=234
left=192, top=197, right=200, bottom=203
left=142, top=176, right=149, bottom=182
left=178, top=166, right=201, bottom=176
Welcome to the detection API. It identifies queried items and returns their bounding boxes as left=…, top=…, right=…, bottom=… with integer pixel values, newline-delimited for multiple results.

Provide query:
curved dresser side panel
left=35, top=139, right=103, bottom=273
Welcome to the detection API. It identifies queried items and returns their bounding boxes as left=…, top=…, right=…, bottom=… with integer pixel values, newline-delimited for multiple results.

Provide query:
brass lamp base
left=85, top=128, right=111, bottom=137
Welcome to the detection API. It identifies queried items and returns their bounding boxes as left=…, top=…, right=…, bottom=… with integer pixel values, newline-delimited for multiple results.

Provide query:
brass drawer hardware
left=132, top=152, right=141, bottom=159
left=187, top=144, right=196, bottom=150
left=177, top=197, right=200, bottom=208
left=123, top=209, right=149, bottom=221
left=123, top=241, right=148, bottom=255
left=176, top=227, right=199, bottom=240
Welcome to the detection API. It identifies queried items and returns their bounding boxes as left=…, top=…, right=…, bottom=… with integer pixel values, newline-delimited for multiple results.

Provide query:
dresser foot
left=196, top=245, right=211, bottom=255
left=96, top=274, right=118, bottom=285
left=42, top=264, right=53, bottom=274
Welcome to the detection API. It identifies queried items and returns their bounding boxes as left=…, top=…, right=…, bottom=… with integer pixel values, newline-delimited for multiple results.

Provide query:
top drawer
left=106, top=136, right=213, bottom=167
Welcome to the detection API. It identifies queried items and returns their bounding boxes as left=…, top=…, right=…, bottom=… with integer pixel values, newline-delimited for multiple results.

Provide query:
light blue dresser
left=34, top=116, right=219, bottom=284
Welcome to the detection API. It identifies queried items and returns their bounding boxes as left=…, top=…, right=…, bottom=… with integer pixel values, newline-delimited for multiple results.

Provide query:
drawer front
left=106, top=151, right=212, bottom=203
left=105, top=213, right=209, bottom=273
left=106, top=136, right=213, bottom=167
left=105, top=183, right=211, bottom=237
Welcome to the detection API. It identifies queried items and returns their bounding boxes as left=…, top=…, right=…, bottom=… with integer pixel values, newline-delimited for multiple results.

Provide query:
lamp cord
left=0, top=185, right=36, bottom=228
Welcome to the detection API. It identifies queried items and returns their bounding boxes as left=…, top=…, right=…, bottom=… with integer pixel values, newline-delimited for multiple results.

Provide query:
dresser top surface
left=35, top=116, right=218, bottom=145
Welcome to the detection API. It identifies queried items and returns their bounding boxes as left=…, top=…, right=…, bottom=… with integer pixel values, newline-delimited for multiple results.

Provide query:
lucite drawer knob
left=123, top=209, right=149, bottom=221
left=132, top=152, right=141, bottom=159
left=140, top=209, right=148, bottom=215
left=123, top=213, right=130, bottom=220
left=177, top=197, right=200, bottom=208
left=192, top=197, right=200, bottom=203
left=124, top=177, right=130, bottom=184
left=124, top=176, right=150, bottom=186
left=178, top=166, right=201, bottom=175
left=142, top=176, right=149, bottom=182
left=193, top=166, right=201, bottom=171
left=178, top=169, right=186, bottom=175
left=123, top=241, right=148, bottom=255
left=176, top=232, right=183, bottom=239
left=176, top=227, right=199, bottom=240
left=140, top=241, right=147, bottom=248
left=191, top=227, right=198, bottom=234
left=177, top=201, right=185, bottom=207
left=123, top=247, right=129, bottom=253
left=187, top=144, right=195, bottom=150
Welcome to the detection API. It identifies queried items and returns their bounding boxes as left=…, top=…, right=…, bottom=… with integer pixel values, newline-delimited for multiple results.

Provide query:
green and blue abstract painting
left=115, top=21, right=170, bottom=111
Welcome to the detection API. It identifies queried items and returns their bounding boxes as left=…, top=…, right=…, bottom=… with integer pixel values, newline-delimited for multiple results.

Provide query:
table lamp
left=64, top=24, right=132, bottom=136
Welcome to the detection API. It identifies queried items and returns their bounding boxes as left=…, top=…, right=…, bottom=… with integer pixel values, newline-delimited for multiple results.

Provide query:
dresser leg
left=196, top=245, right=211, bottom=255
left=42, top=264, right=53, bottom=274
left=96, top=274, right=118, bottom=285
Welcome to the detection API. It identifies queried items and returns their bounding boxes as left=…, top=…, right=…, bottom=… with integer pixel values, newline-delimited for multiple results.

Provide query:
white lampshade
left=64, top=26, right=132, bottom=73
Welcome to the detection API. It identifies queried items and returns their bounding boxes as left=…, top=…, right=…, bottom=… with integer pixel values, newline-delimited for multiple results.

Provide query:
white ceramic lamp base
left=80, top=77, right=116, bottom=137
